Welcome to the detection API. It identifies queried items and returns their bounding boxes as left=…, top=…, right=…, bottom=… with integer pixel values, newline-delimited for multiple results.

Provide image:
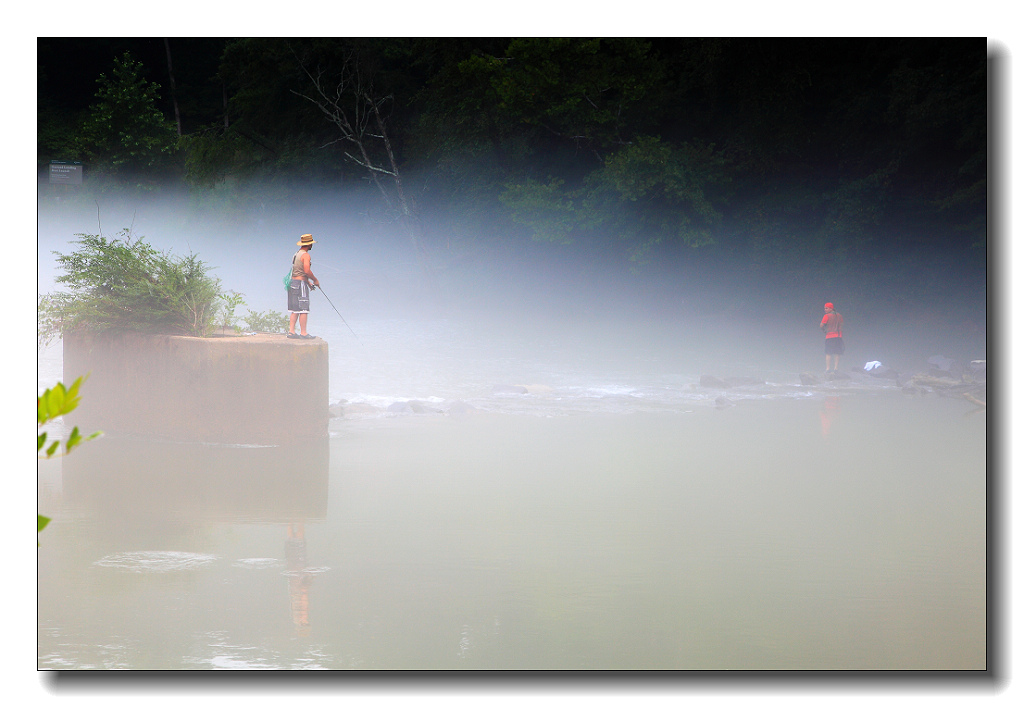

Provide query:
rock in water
left=447, top=400, right=478, bottom=418
left=800, top=372, right=820, bottom=386
left=339, top=403, right=381, bottom=418
left=967, top=360, right=986, bottom=382
left=866, top=365, right=899, bottom=380
left=699, top=375, right=730, bottom=389
left=492, top=384, right=528, bottom=394
left=927, top=355, right=964, bottom=378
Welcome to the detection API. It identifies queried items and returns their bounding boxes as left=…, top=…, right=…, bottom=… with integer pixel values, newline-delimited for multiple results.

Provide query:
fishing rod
left=311, top=285, right=360, bottom=343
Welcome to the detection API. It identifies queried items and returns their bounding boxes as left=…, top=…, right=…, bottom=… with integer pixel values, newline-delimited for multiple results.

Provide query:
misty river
left=37, top=314, right=986, bottom=670
left=37, top=196, right=986, bottom=670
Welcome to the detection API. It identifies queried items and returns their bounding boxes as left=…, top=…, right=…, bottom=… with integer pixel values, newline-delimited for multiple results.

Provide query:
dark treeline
left=38, top=37, right=986, bottom=301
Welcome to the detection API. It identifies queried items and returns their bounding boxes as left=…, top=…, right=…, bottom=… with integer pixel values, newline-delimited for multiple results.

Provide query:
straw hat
left=297, top=233, right=316, bottom=247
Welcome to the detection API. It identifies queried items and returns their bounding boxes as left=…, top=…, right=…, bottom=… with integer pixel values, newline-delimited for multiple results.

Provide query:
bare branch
left=289, top=43, right=434, bottom=287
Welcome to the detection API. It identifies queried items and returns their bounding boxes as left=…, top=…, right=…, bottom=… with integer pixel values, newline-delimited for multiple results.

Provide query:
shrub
left=243, top=308, right=289, bottom=333
left=217, top=290, right=246, bottom=332
left=40, top=230, right=223, bottom=341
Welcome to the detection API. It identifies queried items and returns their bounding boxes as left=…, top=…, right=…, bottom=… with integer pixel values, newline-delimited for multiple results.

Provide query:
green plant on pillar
left=217, top=290, right=247, bottom=332
left=243, top=309, right=289, bottom=334
left=38, top=376, right=102, bottom=541
left=40, top=230, right=224, bottom=338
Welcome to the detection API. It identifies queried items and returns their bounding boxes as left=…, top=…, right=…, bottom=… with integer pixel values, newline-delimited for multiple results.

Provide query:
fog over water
left=37, top=185, right=987, bottom=670
left=37, top=184, right=986, bottom=405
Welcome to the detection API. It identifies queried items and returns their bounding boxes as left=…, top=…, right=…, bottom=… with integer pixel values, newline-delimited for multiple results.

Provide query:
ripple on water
left=93, top=551, right=218, bottom=573
left=231, top=557, right=283, bottom=569
left=281, top=566, right=331, bottom=577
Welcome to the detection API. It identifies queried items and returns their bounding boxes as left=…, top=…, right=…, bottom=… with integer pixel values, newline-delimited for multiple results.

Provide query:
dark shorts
left=288, top=279, right=310, bottom=313
left=825, top=337, right=845, bottom=355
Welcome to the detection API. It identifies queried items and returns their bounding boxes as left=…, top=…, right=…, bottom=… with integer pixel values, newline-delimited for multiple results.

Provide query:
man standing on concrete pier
left=288, top=234, right=321, bottom=339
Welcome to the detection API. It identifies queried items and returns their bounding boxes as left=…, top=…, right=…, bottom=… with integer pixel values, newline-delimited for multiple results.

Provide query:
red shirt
left=820, top=311, right=843, bottom=338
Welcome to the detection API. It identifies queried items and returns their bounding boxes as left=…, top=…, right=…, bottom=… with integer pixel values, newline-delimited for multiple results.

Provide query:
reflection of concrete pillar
left=63, top=331, right=328, bottom=445
left=286, top=523, right=312, bottom=637
left=62, top=436, right=329, bottom=525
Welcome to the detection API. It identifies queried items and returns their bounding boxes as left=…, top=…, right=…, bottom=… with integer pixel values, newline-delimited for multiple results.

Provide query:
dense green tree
left=500, top=136, right=727, bottom=262
left=75, top=52, right=179, bottom=181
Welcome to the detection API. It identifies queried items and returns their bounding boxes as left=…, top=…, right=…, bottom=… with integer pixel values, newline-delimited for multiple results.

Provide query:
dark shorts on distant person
left=825, top=337, right=845, bottom=355
left=288, top=279, right=310, bottom=313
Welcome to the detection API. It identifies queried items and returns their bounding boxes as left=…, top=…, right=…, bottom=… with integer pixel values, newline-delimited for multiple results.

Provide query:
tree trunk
left=163, top=38, right=182, bottom=136
left=368, top=97, right=433, bottom=283
left=222, top=81, right=229, bottom=130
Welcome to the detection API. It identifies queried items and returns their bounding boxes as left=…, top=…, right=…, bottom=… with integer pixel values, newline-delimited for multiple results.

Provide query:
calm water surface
left=38, top=376, right=985, bottom=670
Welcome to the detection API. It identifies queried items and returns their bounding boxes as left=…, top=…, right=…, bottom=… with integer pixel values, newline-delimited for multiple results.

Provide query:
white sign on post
left=49, top=161, right=83, bottom=185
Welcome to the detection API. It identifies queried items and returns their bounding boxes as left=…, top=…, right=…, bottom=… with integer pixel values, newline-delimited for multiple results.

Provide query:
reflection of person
left=820, top=395, right=840, bottom=439
left=820, top=302, right=844, bottom=375
left=286, top=522, right=313, bottom=637
left=288, top=234, right=321, bottom=339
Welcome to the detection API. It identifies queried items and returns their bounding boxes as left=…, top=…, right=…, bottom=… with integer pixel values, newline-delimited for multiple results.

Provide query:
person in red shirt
left=820, top=302, right=844, bottom=375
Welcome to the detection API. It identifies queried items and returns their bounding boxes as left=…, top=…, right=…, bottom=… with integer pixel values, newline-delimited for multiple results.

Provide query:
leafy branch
left=38, top=376, right=102, bottom=541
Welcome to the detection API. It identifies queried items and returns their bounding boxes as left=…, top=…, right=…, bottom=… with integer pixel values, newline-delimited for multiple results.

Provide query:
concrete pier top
left=182, top=331, right=324, bottom=347
left=63, top=331, right=329, bottom=445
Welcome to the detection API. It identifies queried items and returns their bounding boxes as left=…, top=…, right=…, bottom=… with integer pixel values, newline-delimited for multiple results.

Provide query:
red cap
left=824, top=302, right=834, bottom=309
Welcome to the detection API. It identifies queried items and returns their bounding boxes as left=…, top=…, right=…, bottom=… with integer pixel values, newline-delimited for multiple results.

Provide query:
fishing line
left=312, top=285, right=360, bottom=343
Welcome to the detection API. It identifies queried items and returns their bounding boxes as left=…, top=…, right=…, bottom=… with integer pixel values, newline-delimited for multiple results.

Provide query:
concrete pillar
left=63, top=331, right=329, bottom=445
